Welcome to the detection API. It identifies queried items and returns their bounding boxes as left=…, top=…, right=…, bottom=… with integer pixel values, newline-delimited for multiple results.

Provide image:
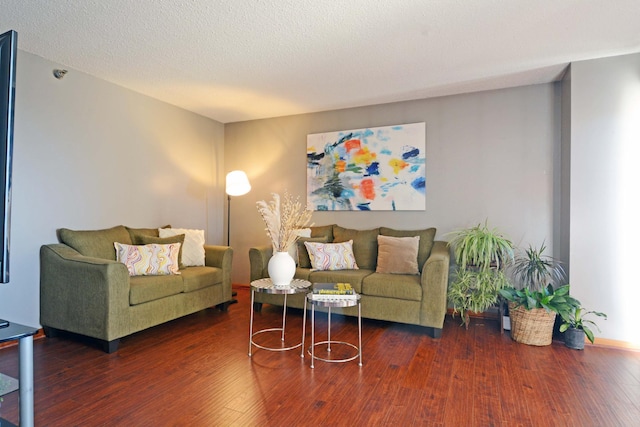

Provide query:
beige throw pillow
left=376, top=235, right=420, bottom=275
left=159, top=228, right=205, bottom=267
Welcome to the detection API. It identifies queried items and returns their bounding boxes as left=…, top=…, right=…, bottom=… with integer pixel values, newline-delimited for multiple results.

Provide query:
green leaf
left=584, top=328, right=595, bottom=344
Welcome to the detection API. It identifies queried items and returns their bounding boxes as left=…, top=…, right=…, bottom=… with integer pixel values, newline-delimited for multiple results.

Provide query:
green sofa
left=40, top=225, right=233, bottom=352
left=249, top=224, right=449, bottom=338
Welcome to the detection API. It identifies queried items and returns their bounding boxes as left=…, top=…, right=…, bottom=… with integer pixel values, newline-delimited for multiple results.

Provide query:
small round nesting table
left=306, top=293, right=362, bottom=368
left=248, top=278, right=311, bottom=357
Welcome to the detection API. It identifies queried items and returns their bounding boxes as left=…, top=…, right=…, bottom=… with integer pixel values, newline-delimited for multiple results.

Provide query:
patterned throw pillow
left=297, top=237, right=329, bottom=268
left=304, top=240, right=359, bottom=271
left=114, top=242, right=181, bottom=276
left=159, top=228, right=205, bottom=267
left=134, top=234, right=186, bottom=270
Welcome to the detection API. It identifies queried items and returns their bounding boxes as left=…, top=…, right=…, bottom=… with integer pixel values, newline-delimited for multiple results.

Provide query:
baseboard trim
left=588, top=337, right=640, bottom=352
left=232, top=283, right=250, bottom=289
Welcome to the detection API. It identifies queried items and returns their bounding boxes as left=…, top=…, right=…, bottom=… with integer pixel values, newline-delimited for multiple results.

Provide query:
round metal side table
left=248, top=278, right=311, bottom=357
left=306, top=292, right=362, bottom=368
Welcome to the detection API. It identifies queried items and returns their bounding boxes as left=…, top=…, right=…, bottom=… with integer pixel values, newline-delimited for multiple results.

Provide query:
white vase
left=268, top=251, right=296, bottom=287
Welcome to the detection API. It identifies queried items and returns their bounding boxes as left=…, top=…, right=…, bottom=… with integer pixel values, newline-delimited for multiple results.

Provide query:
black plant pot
left=564, top=327, right=585, bottom=350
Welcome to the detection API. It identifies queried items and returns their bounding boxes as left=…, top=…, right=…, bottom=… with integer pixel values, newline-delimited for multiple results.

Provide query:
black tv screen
left=0, top=30, right=16, bottom=283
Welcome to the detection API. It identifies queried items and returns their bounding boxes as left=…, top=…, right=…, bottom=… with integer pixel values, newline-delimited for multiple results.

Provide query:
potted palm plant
left=559, top=307, right=607, bottom=350
left=447, top=222, right=514, bottom=329
left=499, top=243, right=578, bottom=346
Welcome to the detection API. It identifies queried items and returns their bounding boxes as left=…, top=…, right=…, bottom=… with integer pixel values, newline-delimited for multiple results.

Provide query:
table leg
left=301, top=297, right=307, bottom=358
left=311, top=303, right=315, bottom=369
left=248, top=289, right=255, bottom=356
left=327, top=306, right=332, bottom=352
left=358, top=300, right=363, bottom=367
left=19, top=335, right=34, bottom=427
left=281, top=293, right=288, bottom=341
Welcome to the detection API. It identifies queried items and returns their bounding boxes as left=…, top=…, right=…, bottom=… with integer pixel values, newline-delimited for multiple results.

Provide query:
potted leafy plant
left=560, top=307, right=607, bottom=350
left=447, top=222, right=514, bottom=328
left=500, top=244, right=578, bottom=346
left=499, top=284, right=580, bottom=346
left=512, top=243, right=565, bottom=291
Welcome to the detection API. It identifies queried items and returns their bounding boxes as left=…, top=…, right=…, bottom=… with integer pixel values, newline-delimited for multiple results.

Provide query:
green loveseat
left=249, top=224, right=449, bottom=338
left=40, top=225, right=233, bottom=352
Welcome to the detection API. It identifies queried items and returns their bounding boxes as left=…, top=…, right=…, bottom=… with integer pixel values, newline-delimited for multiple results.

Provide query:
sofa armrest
left=419, top=240, right=450, bottom=328
left=249, top=246, right=272, bottom=282
left=40, top=243, right=131, bottom=341
left=204, top=245, right=233, bottom=301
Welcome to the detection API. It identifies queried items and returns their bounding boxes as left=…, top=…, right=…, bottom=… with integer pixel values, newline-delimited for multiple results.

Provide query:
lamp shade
left=225, top=170, right=251, bottom=196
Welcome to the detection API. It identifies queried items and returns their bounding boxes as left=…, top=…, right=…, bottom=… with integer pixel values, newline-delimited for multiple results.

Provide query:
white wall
left=225, top=83, right=561, bottom=287
left=0, top=51, right=225, bottom=327
left=569, top=52, right=640, bottom=345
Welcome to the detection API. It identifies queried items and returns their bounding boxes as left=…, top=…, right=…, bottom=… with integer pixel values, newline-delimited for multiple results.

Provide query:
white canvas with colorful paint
left=307, top=123, right=426, bottom=211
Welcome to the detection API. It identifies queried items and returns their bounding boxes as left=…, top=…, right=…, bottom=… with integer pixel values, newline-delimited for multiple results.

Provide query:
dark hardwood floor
left=0, top=286, right=639, bottom=426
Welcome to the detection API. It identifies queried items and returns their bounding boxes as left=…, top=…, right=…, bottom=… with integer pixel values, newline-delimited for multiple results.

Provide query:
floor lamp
left=225, top=170, right=251, bottom=303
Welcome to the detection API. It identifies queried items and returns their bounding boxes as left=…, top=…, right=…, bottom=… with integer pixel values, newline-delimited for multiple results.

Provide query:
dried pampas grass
left=256, top=192, right=313, bottom=252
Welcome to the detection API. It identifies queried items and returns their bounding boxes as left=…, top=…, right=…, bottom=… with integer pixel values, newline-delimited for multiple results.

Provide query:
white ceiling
left=3, top=1, right=640, bottom=123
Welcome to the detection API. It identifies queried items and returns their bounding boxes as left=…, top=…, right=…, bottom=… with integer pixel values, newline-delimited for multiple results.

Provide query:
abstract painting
left=307, top=123, right=426, bottom=211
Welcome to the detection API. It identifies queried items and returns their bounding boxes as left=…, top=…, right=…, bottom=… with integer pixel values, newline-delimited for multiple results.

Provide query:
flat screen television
left=0, top=30, right=17, bottom=283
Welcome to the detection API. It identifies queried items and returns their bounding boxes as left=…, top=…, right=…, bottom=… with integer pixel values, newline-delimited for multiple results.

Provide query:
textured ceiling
left=2, top=0, right=640, bottom=123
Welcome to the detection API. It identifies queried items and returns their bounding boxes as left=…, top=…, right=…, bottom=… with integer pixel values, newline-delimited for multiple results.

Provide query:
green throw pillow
left=332, top=226, right=380, bottom=270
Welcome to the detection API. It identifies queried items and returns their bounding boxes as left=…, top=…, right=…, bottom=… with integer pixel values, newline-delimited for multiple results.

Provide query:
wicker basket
left=508, top=302, right=556, bottom=346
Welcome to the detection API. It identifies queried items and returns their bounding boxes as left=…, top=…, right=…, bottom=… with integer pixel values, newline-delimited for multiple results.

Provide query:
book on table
left=310, top=283, right=358, bottom=300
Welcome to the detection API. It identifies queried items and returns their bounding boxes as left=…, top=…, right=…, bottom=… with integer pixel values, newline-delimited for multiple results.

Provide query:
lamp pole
left=227, top=194, right=231, bottom=246
left=225, top=170, right=251, bottom=305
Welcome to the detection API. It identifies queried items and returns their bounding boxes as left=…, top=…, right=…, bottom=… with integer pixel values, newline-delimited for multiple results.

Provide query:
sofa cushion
left=380, top=227, right=436, bottom=272
left=310, top=224, right=335, bottom=242
left=294, top=268, right=312, bottom=281
left=332, top=226, right=380, bottom=270
left=159, top=228, right=205, bottom=266
left=134, top=234, right=186, bottom=270
left=180, top=266, right=221, bottom=292
left=129, top=274, right=184, bottom=305
left=115, top=242, right=181, bottom=276
left=362, top=273, right=422, bottom=301
left=304, top=240, right=359, bottom=271
left=58, top=225, right=132, bottom=260
left=307, top=269, right=374, bottom=293
left=297, top=237, right=328, bottom=268
left=376, top=235, right=420, bottom=275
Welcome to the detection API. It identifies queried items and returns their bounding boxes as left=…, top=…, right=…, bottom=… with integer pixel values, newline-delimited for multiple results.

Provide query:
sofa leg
left=43, top=326, right=59, bottom=338
left=427, top=327, right=442, bottom=339
left=253, top=302, right=263, bottom=312
left=216, top=302, right=232, bottom=312
left=100, top=339, right=120, bottom=353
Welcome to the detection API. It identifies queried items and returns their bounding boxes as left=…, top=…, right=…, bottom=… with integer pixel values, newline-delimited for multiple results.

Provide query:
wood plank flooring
left=0, top=286, right=638, bottom=426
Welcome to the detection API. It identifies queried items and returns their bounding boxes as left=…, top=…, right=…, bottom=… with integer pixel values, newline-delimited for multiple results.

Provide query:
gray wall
left=226, top=83, right=562, bottom=287
left=0, top=51, right=225, bottom=327
left=8, top=48, right=635, bottom=345
left=569, top=52, right=640, bottom=344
